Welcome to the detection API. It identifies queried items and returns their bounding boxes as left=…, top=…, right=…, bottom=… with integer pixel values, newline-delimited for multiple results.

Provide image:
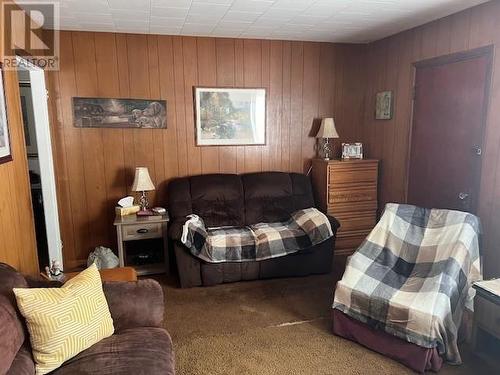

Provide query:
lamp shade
left=316, top=118, right=339, bottom=139
left=131, top=167, right=155, bottom=192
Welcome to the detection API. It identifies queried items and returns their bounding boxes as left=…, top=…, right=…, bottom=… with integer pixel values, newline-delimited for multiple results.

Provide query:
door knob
left=458, top=192, right=469, bottom=200
left=472, top=146, right=482, bottom=156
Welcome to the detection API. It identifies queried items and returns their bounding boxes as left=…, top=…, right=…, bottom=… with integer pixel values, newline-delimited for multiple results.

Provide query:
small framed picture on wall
left=375, top=90, right=393, bottom=120
left=0, top=63, right=12, bottom=164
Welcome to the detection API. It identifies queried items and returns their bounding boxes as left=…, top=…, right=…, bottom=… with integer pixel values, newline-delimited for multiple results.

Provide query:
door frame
left=16, top=56, right=63, bottom=269
left=405, top=45, right=494, bottom=211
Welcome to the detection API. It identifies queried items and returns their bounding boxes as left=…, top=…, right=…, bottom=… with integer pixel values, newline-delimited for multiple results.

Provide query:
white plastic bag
left=87, top=246, right=119, bottom=269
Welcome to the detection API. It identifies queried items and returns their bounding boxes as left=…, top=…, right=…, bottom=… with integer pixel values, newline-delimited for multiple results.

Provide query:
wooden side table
left=114, top=213, right=170, bottom=276
left=472, top=279, right=500, bottom=369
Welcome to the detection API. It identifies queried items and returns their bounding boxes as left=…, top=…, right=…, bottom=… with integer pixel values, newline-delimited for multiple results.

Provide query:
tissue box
left=115, top=205, right=140, bottom=216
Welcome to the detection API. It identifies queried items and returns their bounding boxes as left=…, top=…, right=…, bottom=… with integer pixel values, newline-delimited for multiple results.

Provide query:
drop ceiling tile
left=230, top=0, right=274, bottom=12
left=214, top=25, right=249, bottom=33
left=79, top=22, right=115, bottom=30
left=113, top=20, right=149, bottom=30
left=245, top=25, right=276, bottom=32
left=111, top=9, right=149, bottom=21
left=303, top=5, right=349, bottom=17
left=195, top=0, right=234, bottom=4
left=108, top=0, right=151, bottom=10
left=189, top=2, right=230, bottom=14
left=257, top=8, right=301, bottom=19
left=241, top=26, right=278, bottom=37
left=186, top=14, right=224, bottom=23
left=74, top=13, right=114, bottom=23
left=63, top=0, right=109, bottom=13
left=291, top=15, right=328, bottom=25
left=149, top=25, right=182, bottom=34
left=182, top=23, right=216, bottom=33
left=152, top=0, right=192, bottom=7
left=223, top=10, right=262, bottom=22
left=150, top=17, right=186, bottom=27
left=218, top=20, right=252, bottom=27
left=252, top=17, right=289, bottom=27
left=151, top=7, right=190, bottom=18
left=211, top=29, right=243, bottom=37
left=270, top=0, right=315, bottom=10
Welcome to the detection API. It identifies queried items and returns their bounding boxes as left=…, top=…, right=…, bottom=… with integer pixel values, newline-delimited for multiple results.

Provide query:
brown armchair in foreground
left=0, top=263, right=175, bottom=375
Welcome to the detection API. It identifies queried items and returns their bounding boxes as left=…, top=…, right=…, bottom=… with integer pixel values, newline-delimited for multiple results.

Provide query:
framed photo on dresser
left=0, top=63, right=12, bottom=164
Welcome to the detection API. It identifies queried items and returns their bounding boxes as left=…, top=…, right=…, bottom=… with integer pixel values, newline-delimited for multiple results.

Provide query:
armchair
left=0, top=263, right=175, bottom=375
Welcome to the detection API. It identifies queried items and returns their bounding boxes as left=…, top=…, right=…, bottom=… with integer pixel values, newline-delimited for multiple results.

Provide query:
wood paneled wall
left=360, top=1, right=500, bottom=277
left=48, top=32, right=365, bottom=269
left=0, top=0, right=39, bottom=275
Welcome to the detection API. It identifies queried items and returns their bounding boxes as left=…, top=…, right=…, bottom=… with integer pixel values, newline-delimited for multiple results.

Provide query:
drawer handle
left=137, top=228, right=149, bottom=234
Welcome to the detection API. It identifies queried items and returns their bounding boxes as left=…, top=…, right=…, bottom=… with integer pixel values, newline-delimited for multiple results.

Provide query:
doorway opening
left=406, top=46, right=493, bottom=213
left=17, top=56, right=63, bottom=271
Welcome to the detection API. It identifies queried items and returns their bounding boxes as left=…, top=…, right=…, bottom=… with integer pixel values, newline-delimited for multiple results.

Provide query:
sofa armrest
left=327, top=214, right=341, bottom=233
left=103, top=279, right=164, bottom=332
left=168, top=218, right=187, bottom=242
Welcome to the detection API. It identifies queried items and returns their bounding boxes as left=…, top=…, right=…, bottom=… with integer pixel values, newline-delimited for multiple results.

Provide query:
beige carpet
left=156, top=273, right=491, bottom=375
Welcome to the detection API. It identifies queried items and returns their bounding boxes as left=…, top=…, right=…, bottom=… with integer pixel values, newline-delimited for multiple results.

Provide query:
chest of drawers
left=311, top=158, right=379, bottom=256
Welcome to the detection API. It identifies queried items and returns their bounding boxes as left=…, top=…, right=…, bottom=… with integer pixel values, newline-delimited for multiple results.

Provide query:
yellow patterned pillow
left=13, top=263, right=114, bottom=375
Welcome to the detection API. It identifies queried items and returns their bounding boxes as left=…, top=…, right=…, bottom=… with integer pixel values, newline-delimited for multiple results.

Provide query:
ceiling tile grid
left=23, top=0, right=488, bottom=43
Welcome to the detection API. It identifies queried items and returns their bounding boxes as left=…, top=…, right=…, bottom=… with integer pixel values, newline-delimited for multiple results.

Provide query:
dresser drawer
left=335, top=212, right=377, bottom=233
left=475, top=295, right=500, bottom=339
left=328, top=165, right=377, bottom=185
left=122, top=222, right=163, bottom=241
left=328, top=186, right=377, bottom=205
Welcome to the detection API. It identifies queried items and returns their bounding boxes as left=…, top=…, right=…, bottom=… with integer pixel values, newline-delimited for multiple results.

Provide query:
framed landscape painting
left=0, top=64, right=12, bottom=164
left=194, top=87, right=266, bottom=146
left=73, top=97, right=167, bottom=129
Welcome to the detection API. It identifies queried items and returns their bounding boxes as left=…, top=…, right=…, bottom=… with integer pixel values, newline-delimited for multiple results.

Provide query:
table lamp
left=316, top=117, right=339, bottom=160
left=131, top=167, right=155, bottom=216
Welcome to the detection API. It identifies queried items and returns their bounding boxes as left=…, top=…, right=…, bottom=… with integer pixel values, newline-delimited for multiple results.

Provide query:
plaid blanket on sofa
left=333, top=203, right=482, bottom=364
left=181, top=208, right=333, bottom=263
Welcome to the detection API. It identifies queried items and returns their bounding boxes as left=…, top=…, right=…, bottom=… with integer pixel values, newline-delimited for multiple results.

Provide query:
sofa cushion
left=53, top=327, right=175, bottom=375
left=290, top=173, right=316, bottom=210
left=243, top=172, right=295, bottom=225
left=190, top=174, right=244, bottom=227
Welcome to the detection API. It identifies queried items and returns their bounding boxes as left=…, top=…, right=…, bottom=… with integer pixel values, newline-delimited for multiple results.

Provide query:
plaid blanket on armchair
left=181, top=208, right=333, bottom=263
left=333, top=203, right=482, bottom=364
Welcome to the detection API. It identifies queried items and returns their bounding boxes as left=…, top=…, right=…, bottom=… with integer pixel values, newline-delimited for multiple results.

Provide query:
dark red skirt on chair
left=332, top=309, right=443, bottom=373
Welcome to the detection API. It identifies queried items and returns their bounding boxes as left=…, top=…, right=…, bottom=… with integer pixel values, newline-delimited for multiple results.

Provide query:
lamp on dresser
left=316, top=117, right=339, bottom=160
left=131, top=167, right=155, bottom=216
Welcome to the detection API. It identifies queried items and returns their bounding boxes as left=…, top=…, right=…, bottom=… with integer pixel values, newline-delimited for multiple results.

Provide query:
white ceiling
left=22, top=0, right=488, bottom=43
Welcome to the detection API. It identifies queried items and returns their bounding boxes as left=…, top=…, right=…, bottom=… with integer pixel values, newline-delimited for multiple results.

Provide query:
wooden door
left=407, top=47, right=492, bottom=213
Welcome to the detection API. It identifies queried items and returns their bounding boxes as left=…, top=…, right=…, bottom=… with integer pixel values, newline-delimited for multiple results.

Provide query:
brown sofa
left=0, top=263, right=175, bottom=375
left=168, top=172, right=340, bottom=288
